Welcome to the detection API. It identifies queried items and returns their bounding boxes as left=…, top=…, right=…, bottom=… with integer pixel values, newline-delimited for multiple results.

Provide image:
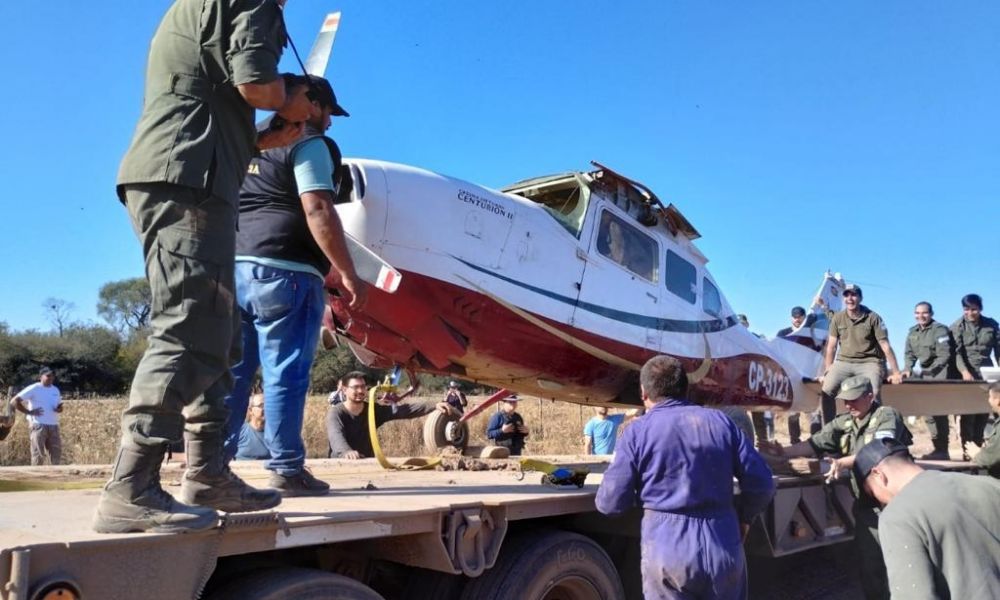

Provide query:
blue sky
left=2, top=1, right=997, bottom=358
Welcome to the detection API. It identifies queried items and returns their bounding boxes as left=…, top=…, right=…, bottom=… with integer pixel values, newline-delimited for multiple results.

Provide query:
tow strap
left=368, top=378, right=441, bottom=470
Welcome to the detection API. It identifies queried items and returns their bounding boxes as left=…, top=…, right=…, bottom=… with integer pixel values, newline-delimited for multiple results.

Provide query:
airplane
left=319, top=159, right=988, bottom=451
left=289, top=12, right=985, bottom=452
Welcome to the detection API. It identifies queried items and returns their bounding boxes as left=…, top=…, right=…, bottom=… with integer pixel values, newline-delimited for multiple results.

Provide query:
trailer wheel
left=458, top=530, right=624, bottom=600
left=423, top=409, right=469, bottom=454
left=208, top=567, right=384, bottom=600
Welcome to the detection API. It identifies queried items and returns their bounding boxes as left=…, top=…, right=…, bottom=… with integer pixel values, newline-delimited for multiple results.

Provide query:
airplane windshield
left=503, top=174, right=590, bottom=237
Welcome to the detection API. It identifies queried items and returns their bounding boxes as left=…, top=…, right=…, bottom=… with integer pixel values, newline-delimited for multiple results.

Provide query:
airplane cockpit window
left=703, top=278, right=722, bottom=317
left=665, top=250, right=697, bottom=304
left=503, top=174, right=590, bottom=237
left=596, top=210, right=658, bottom=281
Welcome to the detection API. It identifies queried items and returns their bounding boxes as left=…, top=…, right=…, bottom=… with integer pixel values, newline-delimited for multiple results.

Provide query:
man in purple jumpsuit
left=596, top=355, right=775, bottom=599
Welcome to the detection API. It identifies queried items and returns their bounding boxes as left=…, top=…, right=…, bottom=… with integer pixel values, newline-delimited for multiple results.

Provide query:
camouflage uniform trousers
left=120, top=183, right=241, bottom=450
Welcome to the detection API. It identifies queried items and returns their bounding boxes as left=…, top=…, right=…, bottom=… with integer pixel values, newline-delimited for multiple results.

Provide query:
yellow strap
left=368, top=382, right=441, bottom=471
left=518, top=458, right=557, bottom=475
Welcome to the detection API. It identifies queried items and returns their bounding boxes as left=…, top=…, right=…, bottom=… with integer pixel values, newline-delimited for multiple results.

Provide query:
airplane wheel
left=424, top=410, right=469, bottom=454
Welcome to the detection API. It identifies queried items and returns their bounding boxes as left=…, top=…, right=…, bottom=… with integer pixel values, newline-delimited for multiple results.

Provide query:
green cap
left=836, top=376, right=873, bottom=401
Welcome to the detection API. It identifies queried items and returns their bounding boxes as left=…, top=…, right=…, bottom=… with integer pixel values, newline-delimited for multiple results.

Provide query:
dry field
left=0, top=395, right=951, bottom=467
left=0, top=395, right=602, bottom=466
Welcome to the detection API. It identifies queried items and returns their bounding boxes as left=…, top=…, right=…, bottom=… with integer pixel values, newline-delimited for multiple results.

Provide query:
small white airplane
left=321, top=160, right=985, bottom=443
left=294, top=12, right=984, bottom=449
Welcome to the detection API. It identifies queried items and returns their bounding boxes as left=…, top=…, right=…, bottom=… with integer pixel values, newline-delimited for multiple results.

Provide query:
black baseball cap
left=853, top=437, right=911, bottom=482
left=791, top=306, right=806, bottom=318
left=307, top=75, right=349, bottom=117
left=843, top=283, right=863, bottom=298
left=39, top=366, right=53, bottom=376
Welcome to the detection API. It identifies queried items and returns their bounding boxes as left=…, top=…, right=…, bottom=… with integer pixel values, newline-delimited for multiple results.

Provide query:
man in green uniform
left=94, top=0, right=315, bottom=534
left=973, top=382, right=1000, bottom=477
left=818, top=284, right=904, bottom=425
left=951, top=293, right=1000, bottom=459
left=856, top=437, right=1000, bottom=600
left=901, top=301, right=956, bottom=460
left=761, top=376, right=912, bottom=600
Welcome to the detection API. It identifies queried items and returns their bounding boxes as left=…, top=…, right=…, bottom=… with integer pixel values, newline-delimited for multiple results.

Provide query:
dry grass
left=0, top=395, right=597, bottom=466
left=1, top=396, right=948, bottom=467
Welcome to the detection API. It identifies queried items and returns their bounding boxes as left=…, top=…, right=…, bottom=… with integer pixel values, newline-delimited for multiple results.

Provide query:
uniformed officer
left=94, top=0, right=315, bottom=534
left=901, top=301, right=956, bottom=460
left=951, top=293, right=1000, bottom=459
left=761, top=376, right=912, bottom=600
left=973, top=381, right=1000, bottom=477
left=818, top=284, right=904, bottom=425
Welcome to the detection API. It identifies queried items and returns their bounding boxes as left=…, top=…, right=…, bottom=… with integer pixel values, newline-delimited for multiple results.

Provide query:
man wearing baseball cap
left=818, top=284, right=905, bottom=427
left=856, top=437, right=1000, bottom=599
left=12, top=367, right=64, bottom=465
left=216, top=75, right=366, bottom=499
left=760, top=375, right=912, bottom=599
left=486, top=395, right=529, bottom=455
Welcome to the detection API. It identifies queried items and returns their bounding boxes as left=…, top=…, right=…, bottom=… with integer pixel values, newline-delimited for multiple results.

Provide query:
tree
left=98, top=277, right=152, bottom=334
left=42, top=298, right=76, bottom=337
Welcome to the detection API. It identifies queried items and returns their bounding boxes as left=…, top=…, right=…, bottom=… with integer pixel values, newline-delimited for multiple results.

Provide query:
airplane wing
left=802, top=379, right=988, bottom=417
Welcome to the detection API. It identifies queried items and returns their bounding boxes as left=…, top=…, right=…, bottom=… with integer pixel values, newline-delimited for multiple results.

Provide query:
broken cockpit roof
left=502, top=162, right=701, bottom=241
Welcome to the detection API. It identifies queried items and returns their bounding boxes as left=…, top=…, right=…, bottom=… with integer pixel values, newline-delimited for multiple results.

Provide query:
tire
left=458, top=530, right=625, bottom=600
left=423, top=409, right=470, bottom=454
left=208, top=567, right=385, bottom=600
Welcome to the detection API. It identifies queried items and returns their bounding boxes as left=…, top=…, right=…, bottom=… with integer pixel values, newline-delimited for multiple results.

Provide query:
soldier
left=951, top=293, right=1000, bottom=460
left=901, top=301, right=956, bottom=460
left=760, top=376, right=912, bottom=600
left=776, top=306, right=811, bottom=443
left=94, top=0, right=316, bottom=534
left=973, top=381, right=1000, bottom=477
left=818, top=284, right=904, bottom=425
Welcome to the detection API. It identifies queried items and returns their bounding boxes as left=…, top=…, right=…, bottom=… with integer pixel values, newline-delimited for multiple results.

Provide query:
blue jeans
left=224, top=262, right=325, bottom=475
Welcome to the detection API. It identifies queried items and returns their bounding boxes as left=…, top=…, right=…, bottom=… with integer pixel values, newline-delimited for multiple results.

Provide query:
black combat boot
left=180, top=436, right=281, bottom=512
left=93, top=440, right=219, bottom=534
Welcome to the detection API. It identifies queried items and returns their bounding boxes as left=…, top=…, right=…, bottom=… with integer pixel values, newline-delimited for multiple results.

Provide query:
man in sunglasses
left=818, top=284, right=904, bottom=425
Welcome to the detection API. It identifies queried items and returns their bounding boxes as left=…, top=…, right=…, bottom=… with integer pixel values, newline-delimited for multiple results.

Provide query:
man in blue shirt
left=583, top=407, right=625, bottom=455
left=596, top=355, right=775, bottom=599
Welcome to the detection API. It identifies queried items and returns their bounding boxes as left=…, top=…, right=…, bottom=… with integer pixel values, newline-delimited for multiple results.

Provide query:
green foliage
left=310, top=343, right=383, bottom=393
left=0, top=323, right=126, bottom=394
left=97, top=277, right=152, bottom=334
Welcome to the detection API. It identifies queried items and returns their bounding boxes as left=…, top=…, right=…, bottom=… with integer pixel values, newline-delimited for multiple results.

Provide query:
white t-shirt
left=16, top=382, right=62, bottom=426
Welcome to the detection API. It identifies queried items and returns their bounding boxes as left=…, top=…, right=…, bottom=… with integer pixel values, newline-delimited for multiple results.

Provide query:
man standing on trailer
left=818, top=284, right=904, bottom=424
left=94, top=0, right=315, bottom=534
left=596, top=355, right=775, bottom=599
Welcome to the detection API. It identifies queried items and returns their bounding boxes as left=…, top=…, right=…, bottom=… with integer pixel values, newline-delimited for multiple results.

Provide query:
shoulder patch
left=937, top=336, right=949, bottom=344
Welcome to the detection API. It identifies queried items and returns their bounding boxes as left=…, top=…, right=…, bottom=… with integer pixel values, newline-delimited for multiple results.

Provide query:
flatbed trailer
left=0, top=456, right=981, bottom=600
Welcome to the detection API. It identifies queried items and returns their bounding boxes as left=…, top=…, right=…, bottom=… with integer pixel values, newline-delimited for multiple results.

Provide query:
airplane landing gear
left=424, top=409, right=469, bottom=454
